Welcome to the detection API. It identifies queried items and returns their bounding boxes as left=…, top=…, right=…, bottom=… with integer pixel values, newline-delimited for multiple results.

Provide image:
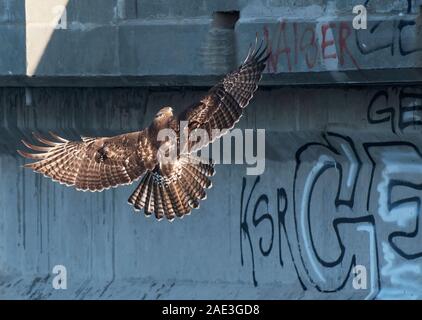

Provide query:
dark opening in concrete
left=211, top=11, right=240, bottom=30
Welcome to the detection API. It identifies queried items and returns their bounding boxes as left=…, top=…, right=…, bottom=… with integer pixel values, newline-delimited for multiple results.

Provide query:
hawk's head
left=153, top=107, right=174, bottom=128
left=156, top=106, right=173, bottom=117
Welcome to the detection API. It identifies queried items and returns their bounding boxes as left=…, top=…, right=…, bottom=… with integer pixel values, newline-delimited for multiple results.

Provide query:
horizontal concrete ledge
left=0, top=275, right=309, bottom=299
left=1, top=68, right=422, bottom=87
left=2, top=5, right=420, bottom=87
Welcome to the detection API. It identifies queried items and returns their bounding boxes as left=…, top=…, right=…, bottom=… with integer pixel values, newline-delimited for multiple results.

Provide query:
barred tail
left=128, top=155, right=215, bottom=221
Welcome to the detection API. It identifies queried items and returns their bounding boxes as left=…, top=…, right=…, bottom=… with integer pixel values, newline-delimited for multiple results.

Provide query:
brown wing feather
left=18, top=131, right=158, bottom=192
left=178, top=40, right=269, bottom=152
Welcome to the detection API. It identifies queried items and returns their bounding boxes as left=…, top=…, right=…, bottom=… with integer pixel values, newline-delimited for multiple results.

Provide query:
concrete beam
left=0, top=0, right=26, bottom=76
left=1, top=0, right=422, bottom=86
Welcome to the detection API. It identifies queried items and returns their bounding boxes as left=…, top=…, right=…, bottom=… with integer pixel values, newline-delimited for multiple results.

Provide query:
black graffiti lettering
left=363, top=141, right=422, bottom=211
left=239, top=177, right=309, bottom=289
left=277, top=188, right=307, bottom=290
left=355, top=20, right=396, bottom=56
left=387, top=180, right=422, bottom=260
left=364, top=141, right=422, bottom=261
left=367, top=88, right=422, bottom=133
left=239, top=86, right=422, bottom=297
left=292, top=133, right=378, bottom=292
left=252, top=194, right=274, bottom=256
left=277, top=188, right=287, bottom=267
left=356, top=0, right=420, bottom=58
left=367, top=90, right=395, bottom=134
left=240, top=176, right=259, bottom=287
left=398, top=19, right=422, bottom=55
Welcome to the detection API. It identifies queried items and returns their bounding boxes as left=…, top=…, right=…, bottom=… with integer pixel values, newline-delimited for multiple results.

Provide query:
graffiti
left=367, top=87, right=422, bottom=133
left=240, top=87, right=422, bottom=298
left=355, top=18, right=422, bottom=57
left=291, top=132, right=380, bottom=295
left=378, top=242, right=422, bottom=299
left=364, top=141, right=422, bottom=260
left=356, top=0, right=421, bottom=56
left=240, top=177, right=306, bottom=290
left=263, top=2, right=421, bottom=73
left=263, top=21, right=360, bottom=72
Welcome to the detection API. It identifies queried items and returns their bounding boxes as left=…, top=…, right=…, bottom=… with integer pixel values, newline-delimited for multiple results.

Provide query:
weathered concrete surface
left=0, top=0, right=26, bottom=77
left=1, top=0, right=422, bottom=85
left=1, top=0, right=422, bottom=301
left=1, top=86, right=422, bottom=299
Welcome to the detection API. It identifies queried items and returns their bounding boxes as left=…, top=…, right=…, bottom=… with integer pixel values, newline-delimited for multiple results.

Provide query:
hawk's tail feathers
left=128, top=155, right=215, bottom=221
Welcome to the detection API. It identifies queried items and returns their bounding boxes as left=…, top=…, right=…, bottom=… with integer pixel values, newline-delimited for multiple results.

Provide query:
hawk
left=18, top=40, right=269, bottom=221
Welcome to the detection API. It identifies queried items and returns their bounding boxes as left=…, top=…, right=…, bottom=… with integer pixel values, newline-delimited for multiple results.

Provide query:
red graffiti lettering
left=321, top=23, right=337, bottom=60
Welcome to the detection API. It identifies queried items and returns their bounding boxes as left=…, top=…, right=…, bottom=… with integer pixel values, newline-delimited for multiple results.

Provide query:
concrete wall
left=1, top=0, right=422, bottom=85
left=1, top=0, right=422, bottom=300
left=1, top=86, right=422, bottom=299
left=0, top=0, right=25, bottom=77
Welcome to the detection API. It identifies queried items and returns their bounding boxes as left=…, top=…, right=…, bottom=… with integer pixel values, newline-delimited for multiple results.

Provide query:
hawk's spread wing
left=18, top=38, right=268, bottom=221
left=178, top=40, right=269, bottom=152
left=18, top=131, right=157, bottom=192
